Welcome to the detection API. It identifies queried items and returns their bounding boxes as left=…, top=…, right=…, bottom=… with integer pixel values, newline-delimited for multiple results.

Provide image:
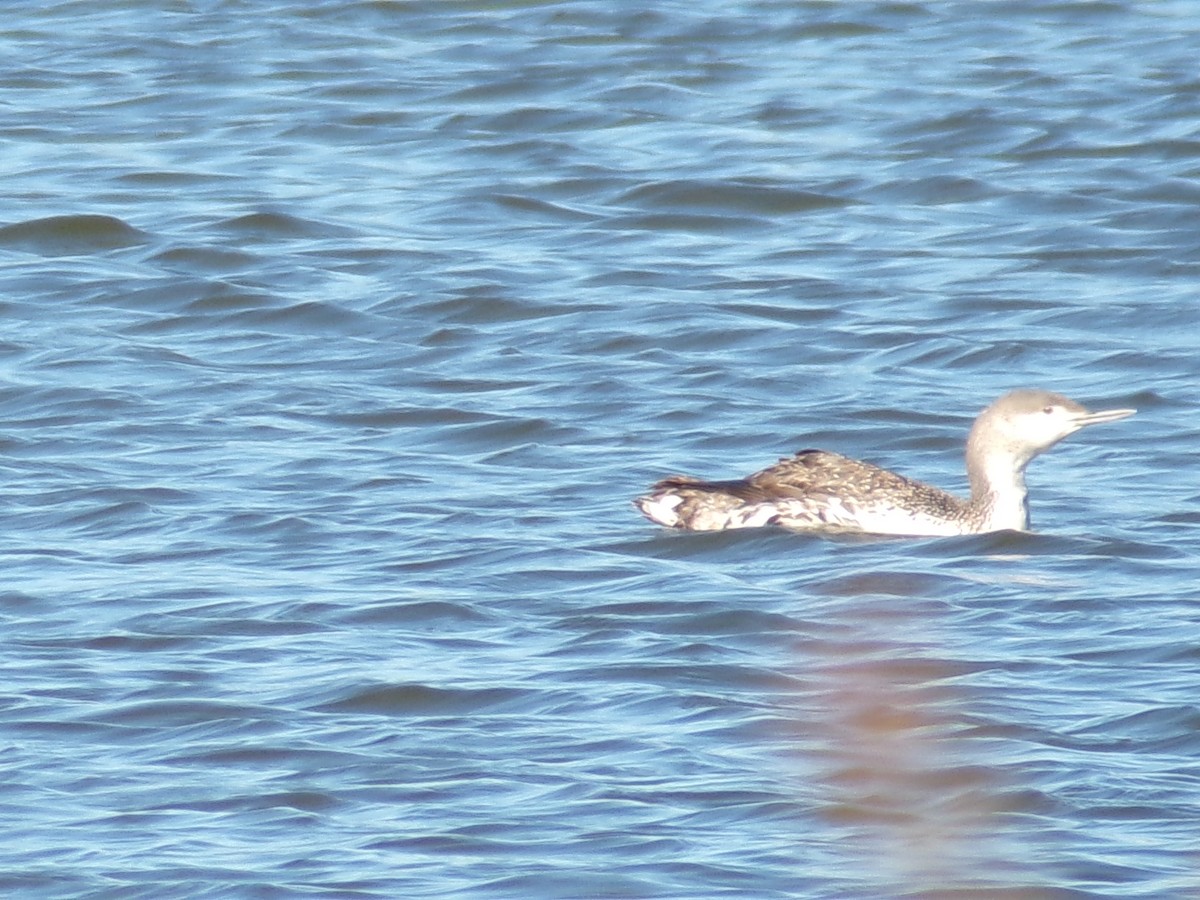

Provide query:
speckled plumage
left=635, top=389, right=1135, bottom=537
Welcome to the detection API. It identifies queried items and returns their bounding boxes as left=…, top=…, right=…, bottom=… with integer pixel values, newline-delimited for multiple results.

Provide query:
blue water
left=2, top=2, right=1199, bottom=897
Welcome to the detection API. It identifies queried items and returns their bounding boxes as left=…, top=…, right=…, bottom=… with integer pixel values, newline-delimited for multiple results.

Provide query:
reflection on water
left=802, top=584, right=1024, bottom=894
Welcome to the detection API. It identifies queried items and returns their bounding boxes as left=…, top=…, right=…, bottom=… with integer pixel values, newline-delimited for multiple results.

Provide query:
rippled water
left=3, top=2, right=1199, bottom=897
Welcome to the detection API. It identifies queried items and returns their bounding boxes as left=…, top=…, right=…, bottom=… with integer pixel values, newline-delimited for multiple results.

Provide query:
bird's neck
left=967, top=444, right=1031, bottom=532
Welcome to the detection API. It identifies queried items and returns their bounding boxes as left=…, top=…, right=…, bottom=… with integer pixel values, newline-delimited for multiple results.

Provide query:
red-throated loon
left=635, top=389, right=1135, bottom=536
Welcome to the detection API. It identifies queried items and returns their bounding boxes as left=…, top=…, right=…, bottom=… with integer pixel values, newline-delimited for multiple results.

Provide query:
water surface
left=2, top=2, right=1198, bottom=897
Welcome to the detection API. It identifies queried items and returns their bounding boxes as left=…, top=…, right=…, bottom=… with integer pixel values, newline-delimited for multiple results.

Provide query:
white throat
left=974, top=457, right=1030, bottom=531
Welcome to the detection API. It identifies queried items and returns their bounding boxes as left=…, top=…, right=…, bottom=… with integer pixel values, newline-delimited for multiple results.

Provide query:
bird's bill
left=1074, top=406, right=1136, bottom=427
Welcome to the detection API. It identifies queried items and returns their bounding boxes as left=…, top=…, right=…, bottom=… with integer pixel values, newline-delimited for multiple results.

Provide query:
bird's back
left=637, top=449, right=973, bottom=535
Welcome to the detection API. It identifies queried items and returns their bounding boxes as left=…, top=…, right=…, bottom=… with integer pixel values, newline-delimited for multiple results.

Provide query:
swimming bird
left=635, top=389, right=1135, bottom=537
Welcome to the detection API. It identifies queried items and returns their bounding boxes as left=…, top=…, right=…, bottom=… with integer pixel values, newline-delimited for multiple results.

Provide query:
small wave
left=215, top=211, right=346, bottom=240
left=314, top=682, right=527, bottom=716
left=617, top=178, right=854, bottom=215
left=0, top=214, right=147, bottom=256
